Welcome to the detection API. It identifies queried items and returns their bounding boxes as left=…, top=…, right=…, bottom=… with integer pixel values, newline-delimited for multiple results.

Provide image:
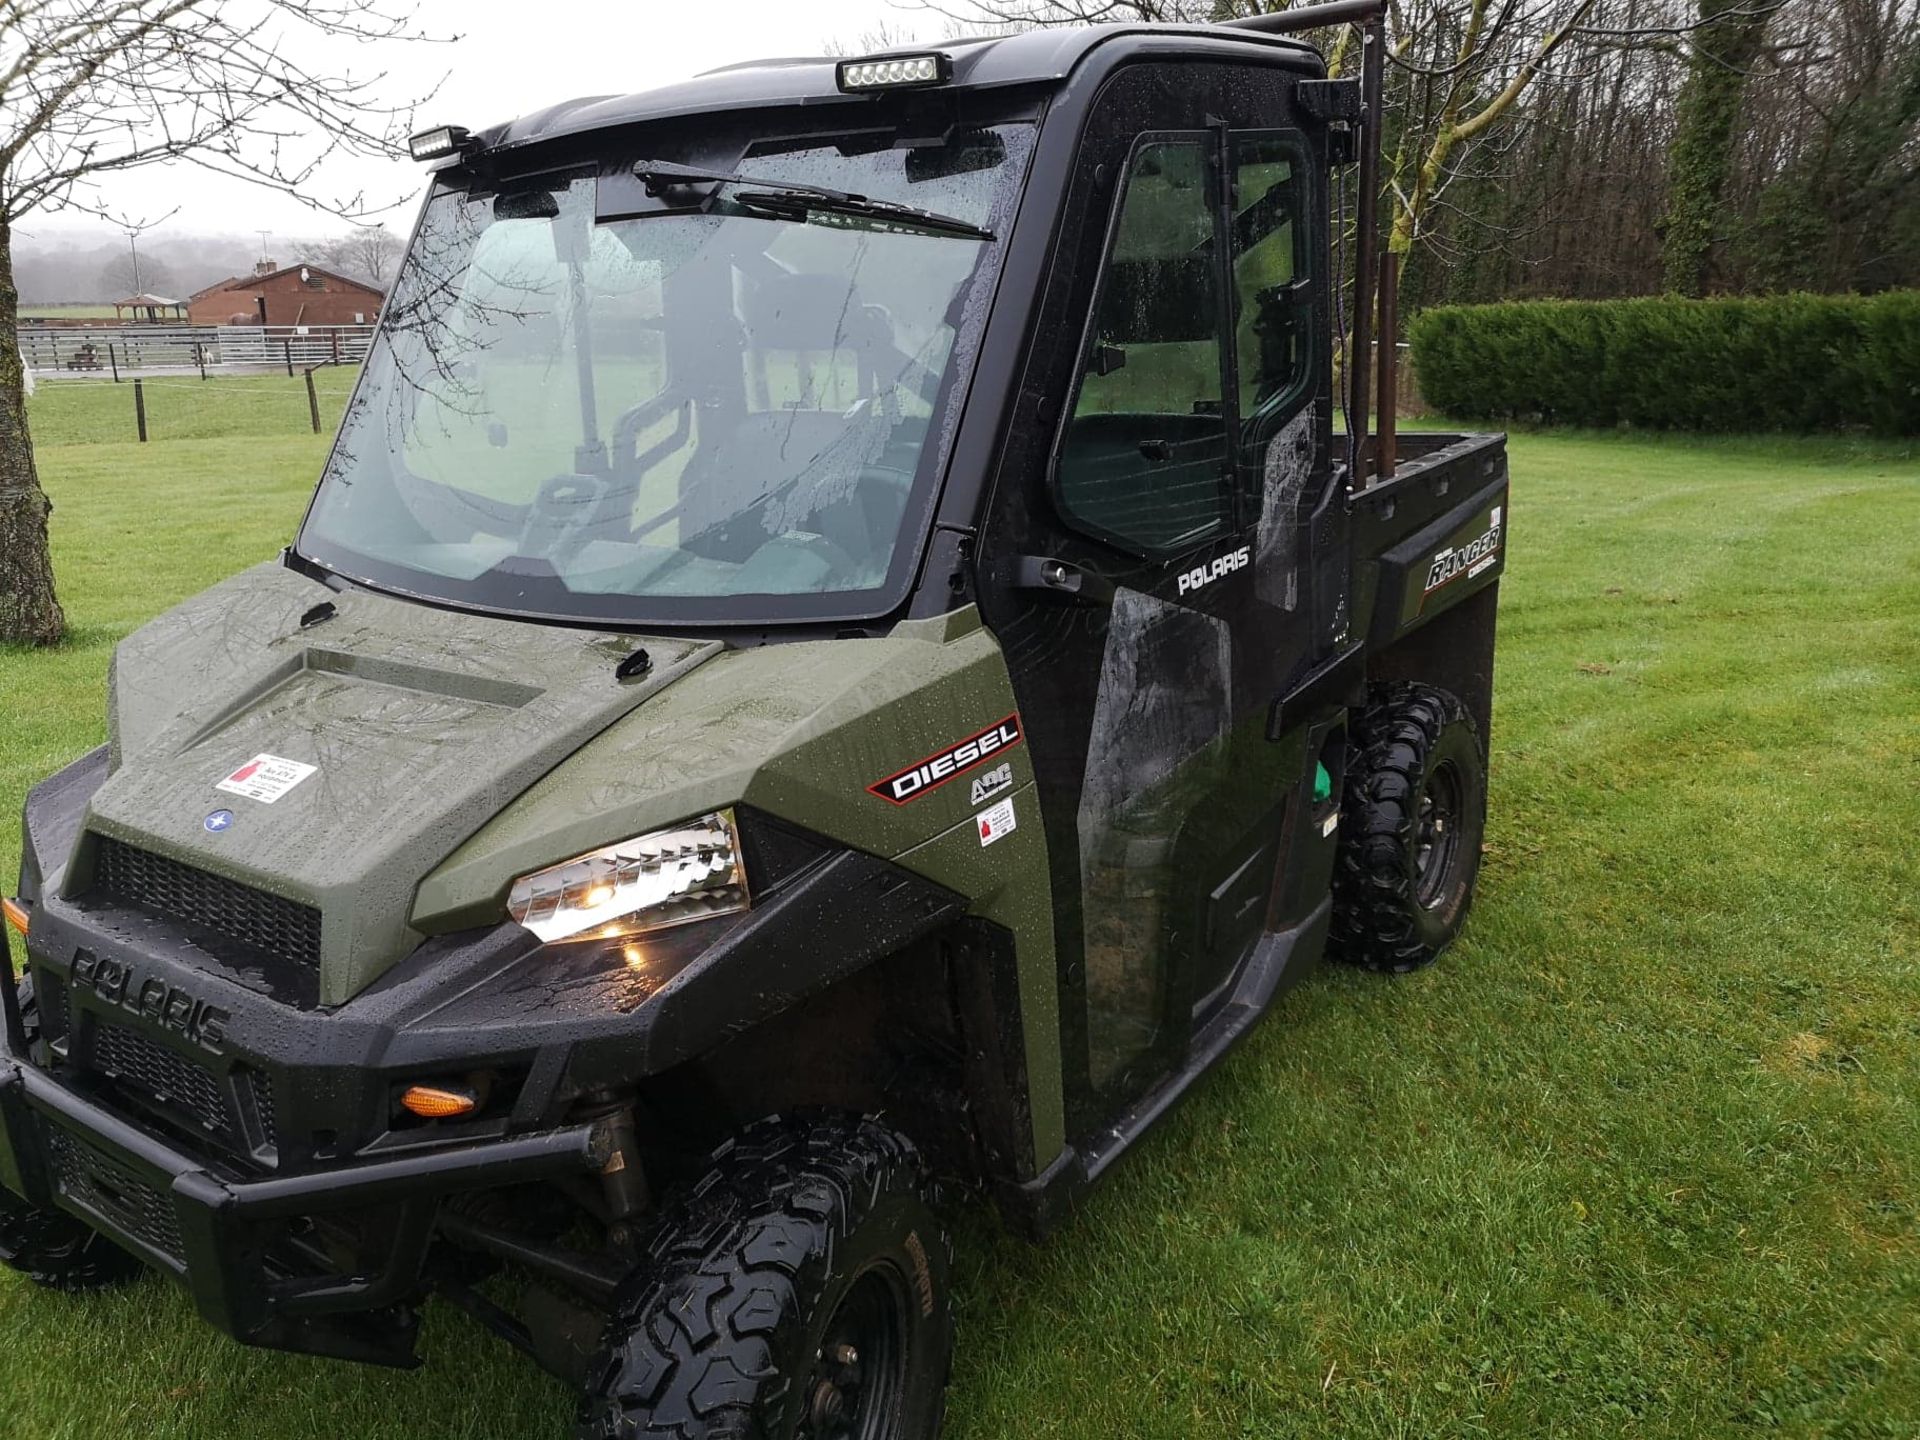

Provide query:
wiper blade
left=635, top=160, right=993, bottom=242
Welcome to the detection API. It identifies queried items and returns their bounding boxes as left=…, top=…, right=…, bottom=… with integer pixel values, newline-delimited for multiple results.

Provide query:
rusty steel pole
left=1347, top=19, right=1384, bottom=488
left=1375, top=250, right=1399, bottom=480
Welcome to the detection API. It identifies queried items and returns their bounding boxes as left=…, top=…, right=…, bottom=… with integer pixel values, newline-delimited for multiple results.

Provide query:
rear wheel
left=0, top=978, right=143, bottom=1293
left=1331, top=682, right=1487, bottom=973
left=577, top=1115, right=952, bottom=1440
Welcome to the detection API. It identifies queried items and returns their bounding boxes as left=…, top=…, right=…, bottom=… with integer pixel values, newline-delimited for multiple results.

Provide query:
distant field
left=0, top=410, right=1917, bottom=1439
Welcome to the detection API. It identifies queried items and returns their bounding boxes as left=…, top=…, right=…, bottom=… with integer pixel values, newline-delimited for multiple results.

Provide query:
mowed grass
left=1, top=408, right=1918, bottom=1439
left=26, top=367, right=358, bottom=447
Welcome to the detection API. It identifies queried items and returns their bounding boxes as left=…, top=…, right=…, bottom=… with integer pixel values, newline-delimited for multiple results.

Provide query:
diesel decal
left=1177, top=544, right=1251, bottom=597
left=1424, top=507, right=1503, bottom=596
left=69, top=947, right=230, bottom=1053
left=870, top=714, right=1022, bottom=806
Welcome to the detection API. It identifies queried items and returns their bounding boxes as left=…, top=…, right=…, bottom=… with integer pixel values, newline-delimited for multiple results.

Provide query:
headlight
left=506, top=811, right=749, bottom=944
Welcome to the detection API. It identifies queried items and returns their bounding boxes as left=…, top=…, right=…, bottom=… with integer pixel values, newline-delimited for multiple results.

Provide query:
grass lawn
left=26, top=367, right=358, bottom=447
left=1, top=409, right=1917, bottom=1438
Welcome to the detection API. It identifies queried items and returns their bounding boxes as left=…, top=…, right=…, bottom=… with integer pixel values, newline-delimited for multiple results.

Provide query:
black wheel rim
left=1414, top=759, right=1463, bottom=909
left=799, top=1265, right=910, bottom=1440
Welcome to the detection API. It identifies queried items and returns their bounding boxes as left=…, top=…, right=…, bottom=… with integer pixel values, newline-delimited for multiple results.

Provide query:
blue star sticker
left=204, top=809, right=235, bottom=833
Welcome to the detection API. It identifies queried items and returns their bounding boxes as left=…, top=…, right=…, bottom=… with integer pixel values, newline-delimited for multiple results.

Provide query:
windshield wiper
left=636, top=160, right=994, bottom=242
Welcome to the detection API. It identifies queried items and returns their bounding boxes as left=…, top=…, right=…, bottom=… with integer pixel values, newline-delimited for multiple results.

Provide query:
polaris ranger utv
left=0, top=2, right=1507, bottom=1434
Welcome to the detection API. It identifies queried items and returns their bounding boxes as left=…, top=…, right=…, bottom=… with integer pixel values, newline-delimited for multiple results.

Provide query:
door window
left=1054, top=137, right=1231, bottom=557
left=1230, top=136, right=1310, bottom=419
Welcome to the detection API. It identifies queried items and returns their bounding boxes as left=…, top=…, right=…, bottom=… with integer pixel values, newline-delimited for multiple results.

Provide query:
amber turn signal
left=399, top=1083, right=478, bottom=1120
left=1, top=898, right=28, bottom=937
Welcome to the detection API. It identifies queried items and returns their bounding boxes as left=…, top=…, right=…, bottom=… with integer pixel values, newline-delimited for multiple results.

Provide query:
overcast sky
left=20, top=0, right=944, bottom=247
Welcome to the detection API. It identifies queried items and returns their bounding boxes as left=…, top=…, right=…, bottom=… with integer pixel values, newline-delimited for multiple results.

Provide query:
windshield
left=297, top=124, right=1032, bottom=625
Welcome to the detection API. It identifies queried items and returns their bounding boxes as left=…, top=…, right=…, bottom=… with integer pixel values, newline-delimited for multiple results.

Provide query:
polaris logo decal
left=69, top=947, right=230, bottom=1053
left=1424, top=507, right=1503, bottom=596
left=1177, top=544, right=1252, bottom=597
left=870, top=714, right=1022, bottom=805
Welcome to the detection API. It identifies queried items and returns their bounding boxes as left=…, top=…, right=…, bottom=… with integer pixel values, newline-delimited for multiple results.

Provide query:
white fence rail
left=16, top=323, right=374, bottom=373
left=18, top=324, right=208, bottom=371
left=216, top=326, right=374, bottom=368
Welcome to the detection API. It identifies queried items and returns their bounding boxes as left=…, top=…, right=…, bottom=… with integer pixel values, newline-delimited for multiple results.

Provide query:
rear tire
left=0, top=978, right=143, bottom=1293
left=1331, top=682, right=1487, bottom=973
left=577, top=1114, right=953, bottom=1440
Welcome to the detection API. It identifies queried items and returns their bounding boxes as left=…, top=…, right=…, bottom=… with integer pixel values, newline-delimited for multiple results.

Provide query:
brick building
left=187, top=260, right=384, bottom=327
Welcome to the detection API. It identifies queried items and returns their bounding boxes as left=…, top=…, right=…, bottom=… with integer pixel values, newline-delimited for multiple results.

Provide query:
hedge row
left=1409, top=292, right=1920, bottom=435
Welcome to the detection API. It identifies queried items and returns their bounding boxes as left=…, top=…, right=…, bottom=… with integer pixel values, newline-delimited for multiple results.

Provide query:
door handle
left=1138, top=439, right=1171, bottom=462
left=1013, top=555, right=1115, bottom=606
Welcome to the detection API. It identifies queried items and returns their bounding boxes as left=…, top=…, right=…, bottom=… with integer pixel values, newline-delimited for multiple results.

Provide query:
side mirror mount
left=1090, top=343, right=1128, bottom=377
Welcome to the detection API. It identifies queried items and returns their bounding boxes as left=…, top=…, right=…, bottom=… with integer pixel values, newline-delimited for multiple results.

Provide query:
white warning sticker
left=215, top=754, right=317, bottom=805
left=976, top=797, right=1016, bottom=847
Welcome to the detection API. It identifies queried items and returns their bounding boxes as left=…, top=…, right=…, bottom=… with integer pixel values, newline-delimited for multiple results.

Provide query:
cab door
left=973, top=61, right=1332, bottom=1136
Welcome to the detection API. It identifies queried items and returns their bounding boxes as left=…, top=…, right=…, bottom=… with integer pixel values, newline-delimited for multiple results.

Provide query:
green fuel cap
left=1313, top=761, right=1332, bottom=806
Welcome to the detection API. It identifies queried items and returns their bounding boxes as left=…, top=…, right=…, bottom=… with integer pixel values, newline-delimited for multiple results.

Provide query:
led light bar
left=408, top=124, right=476, bottom=163
left=506, top=811, right=749, bottom=944
left=836, top=53, right=951, bottom=93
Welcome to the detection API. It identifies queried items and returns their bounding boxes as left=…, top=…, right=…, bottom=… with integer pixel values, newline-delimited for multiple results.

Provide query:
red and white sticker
left=976, top=797, right=1017, bottom=847
left=215, top=754, right=317, bottom=805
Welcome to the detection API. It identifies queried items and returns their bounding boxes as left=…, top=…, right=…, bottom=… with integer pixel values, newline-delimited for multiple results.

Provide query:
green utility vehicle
left=1, top=3, right=1508, bottom=1434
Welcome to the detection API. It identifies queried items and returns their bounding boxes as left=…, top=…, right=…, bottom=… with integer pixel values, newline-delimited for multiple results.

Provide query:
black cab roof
left=476, top=24, right=1323, bottom=156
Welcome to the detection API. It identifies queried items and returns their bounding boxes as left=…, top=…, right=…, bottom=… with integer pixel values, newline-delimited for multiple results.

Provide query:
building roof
left=192, top=264, right=384, bottom=297
left=474, top=24, right=1320, bottom=156
left=114, top=293, right=183, bottom=307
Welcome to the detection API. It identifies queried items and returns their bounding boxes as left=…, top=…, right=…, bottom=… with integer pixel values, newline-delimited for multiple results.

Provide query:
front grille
left=90, top=1021, right=232, bottom=1141
left=246, top=1070, right=278, bottom=1151
left=45, top=1127, right=185, bottom=1261
left=93, top=836, right=320, bottom=968
left=31, top=972, right=70, bottom=1043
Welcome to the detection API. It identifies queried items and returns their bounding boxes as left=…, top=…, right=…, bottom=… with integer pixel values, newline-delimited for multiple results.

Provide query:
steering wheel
left=522, top=472, right=614, bottom=562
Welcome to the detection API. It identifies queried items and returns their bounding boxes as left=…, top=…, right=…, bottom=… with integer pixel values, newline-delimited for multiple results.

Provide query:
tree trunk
left=0, top=210, right=66, bottom=647
left=1660, top=0, right=1771, bottom=296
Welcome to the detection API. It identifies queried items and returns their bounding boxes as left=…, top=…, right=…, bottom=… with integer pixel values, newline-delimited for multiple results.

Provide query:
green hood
left=76, top=562, right=718, bottom=1005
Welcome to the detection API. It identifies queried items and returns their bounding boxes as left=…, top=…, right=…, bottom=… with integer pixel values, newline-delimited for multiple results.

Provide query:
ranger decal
left=870, top=714, right=1022, bottom=805
left=1423, top=506, right=1504, bottom=597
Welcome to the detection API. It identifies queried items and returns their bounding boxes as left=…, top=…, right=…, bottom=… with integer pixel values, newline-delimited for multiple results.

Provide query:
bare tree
left=307, top=223, right=405, bottom=285
left=99, top=253, right=178, bottom=298
left=0, top=0, right=448, bottom=646
left=907, top=0, right=1831, bottom=290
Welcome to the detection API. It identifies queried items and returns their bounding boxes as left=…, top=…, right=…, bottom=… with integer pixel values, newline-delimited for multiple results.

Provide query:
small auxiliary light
left=400, top=1083, right=478, bottom=1120
left=408, top=125, right=477, bottom=163
left=836, top=53, right=951, bottom=93
left=2, top=898, right=27, bottom=937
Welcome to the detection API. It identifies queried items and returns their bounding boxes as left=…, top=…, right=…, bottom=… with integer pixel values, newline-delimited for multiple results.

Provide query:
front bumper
left=0, top=963, right=602, bottom=1365
left=2, top=757, right=968, bottom=1366
left=0, top=860, right=619, bottom=1367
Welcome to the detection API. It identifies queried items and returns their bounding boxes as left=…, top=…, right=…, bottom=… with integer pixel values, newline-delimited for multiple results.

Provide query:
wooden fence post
left=108, top=344, right=119, bottom=383
left=304, top=367, right=321, bottom=434
left=134, top=378, right=147, bottom=442
left=284, top=339, right=294, bottom=377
